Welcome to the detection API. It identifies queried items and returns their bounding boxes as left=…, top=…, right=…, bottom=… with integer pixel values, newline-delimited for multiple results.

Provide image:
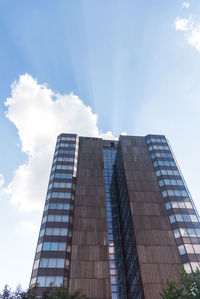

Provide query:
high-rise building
left=30, top=133, right=200, bottom=299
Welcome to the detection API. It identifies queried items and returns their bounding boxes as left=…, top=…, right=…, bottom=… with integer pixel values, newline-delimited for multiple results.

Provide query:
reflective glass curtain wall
left=103, top=142, right=126, bottom=299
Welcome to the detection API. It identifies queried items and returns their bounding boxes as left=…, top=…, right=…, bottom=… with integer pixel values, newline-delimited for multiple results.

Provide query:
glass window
left=191, top=262, right=200, bottom=272
left=46, top=276, right=54, bottom=287
left=193, top=245, right=200, bottom=254
left=178, top=245, right=186, bottom=255
left=30, top=277, right=37, bottom=286
left=174, top=190, right=181, bottom=197
left=37, top=276, right=46, bottom=287
left=195, top=229, right=200, bottom=237
left=178, top=202, right=186, bottom=209
left=39, top=229, right=45, bottom=237
left=153, top=161, right=158, bottom=168
left=170, top=179, right=176, bottom=186
left=156, top=170, right=161, bottom=177
left=183, top=263, right=191, bottom=274
left=173, top=229, right=180, bottom=238
left=181, top=190, right=188, bottom=197
left=175, top=214, right=183, bottom=222
left=159, top=180, right=164, bottom=187
left=185, top=202, right=193, bottom=209
left=167, top=170, right=173, bottom=175
left=162, top=190, right=168, bottom=198
left=43, top=242, right=51, bottom=250
left=42, top=216, right=47, bottom=224
left=36, top=243, right=42, bottom=253
left=187, top=228, right=196, bottom=237
left=112, top=294, right=119, bottom=299
left=48, top=259, right=57, bottom=268
left=162, top=170, right=167, bottom=175
left=61, top=228, right=68, bottom=236
left=185, top=244, right=194, bottom=254
left=173, top=170, right=179, bottom=176
left=110, top=276, right=118, bottom=284
left=51, top=242, right=59, bottom=251
left=46, top=228, right=53, bottom=235
left=111, top=285, right=118, bottom=292
left=180, top=228, right=188, bottom=237
left=183, top=214, right=190, bottom=222
left=40, top=258, right=48, bottom=268
left=57, top=259, right=65, bottom=268
left=168, top=190, right=174, bottom=196
left=59, top=243, right=67, bottom=251
left=171, top=202, right=178, bottom=209
left=55, top=215, right=62, bottom=222
left=165, top=202, right=171, bottom=210
left=33, top=259, right=40, bottom=270
left=48, top=215, right=54, bottom=222
left=169, top=215, right=175, bottom=223
left=53, top=228, right=60, bottom=236
left=190, top=214, right=198, bottom=222
left=55, top=277, right=63, bottom=287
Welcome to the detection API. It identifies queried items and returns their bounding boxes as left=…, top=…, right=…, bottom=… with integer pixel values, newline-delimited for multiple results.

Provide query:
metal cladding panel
left=69, top=137, right=111, bottom=299
left=119, top=135, right=182, bottom=299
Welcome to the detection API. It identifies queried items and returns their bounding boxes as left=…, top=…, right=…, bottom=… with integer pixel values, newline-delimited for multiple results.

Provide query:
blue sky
left=1, top=0, right=200, bottom=291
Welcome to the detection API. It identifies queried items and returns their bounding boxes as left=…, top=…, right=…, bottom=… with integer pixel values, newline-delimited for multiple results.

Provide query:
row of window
left=162, top=189, right=188, bottom=198
left=47, top=192, right=71, bottom=200
left=33, top=258, right=65, bottom=270
left=55, top=150, right=75, bottom=156
left=156, top=169, right=180, bottom=177
left=169, top=213, right=198, bottom=224
left=40, top=227, right=70, bottom=237
left=52, top=165, right=74, bottom=171
left=37, top=276, right=63, bottom=287
left=178, top=243, right=200, bottom=255
left=58, top=136, right=76, bottom=141
left=36, top=242, right=67, bottom=253
left=50, top=173, right=73, bottom=180
left=146, top=137, right=167, bottom=144
left=48, top=182, right=72, bottom=190
left=173, top=227, right=200, bottom=238
left=165, top=201, right=193, bottom=210
left=159, top=179, right=184, bottom=187
left=153, top=160, right=176, bottom=168
left=44, top=203, right=71, bottom=211
left=151, top=152, right=172, bottom=159
left=56, top=143, right=76, bottom=148
left=53, top=157, right=74, bottom=163
left=42, top=214, right=71, bottom=224
left=149, top=145, right=169, bottom=151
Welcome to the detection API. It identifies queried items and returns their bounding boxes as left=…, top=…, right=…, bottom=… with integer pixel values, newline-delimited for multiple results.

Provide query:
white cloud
left=182, top=2, right=190, bottom=9
left=0, top=174, right=4, bottom=187
left=99, top=131, right=115, bottom=140
left=5, top=74, right=113, bottom=212
left=175, top=17, right=192, bottom=31
left=175, top=16, right=200, bottom=52
left=15, top=221, right=39, bottom=235
left=120, top=131, right=128, bottom=136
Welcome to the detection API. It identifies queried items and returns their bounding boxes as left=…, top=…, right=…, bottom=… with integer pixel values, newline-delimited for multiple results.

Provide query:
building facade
left=30, top=133, right=200, bottom=299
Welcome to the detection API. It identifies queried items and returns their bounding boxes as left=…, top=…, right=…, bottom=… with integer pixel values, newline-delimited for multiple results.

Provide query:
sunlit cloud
left=0, top=174, right=4, bottom=187
left=181, top=2, right=190, bottom=9
left=5, top=74, right=115, bottom=212
left=175, top=16, right=200, bottom=52
left=15, top=221, right=39, bottom=236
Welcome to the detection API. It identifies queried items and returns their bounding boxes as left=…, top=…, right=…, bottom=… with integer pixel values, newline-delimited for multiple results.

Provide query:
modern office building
left=30, top=133, right=200, bottom=299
